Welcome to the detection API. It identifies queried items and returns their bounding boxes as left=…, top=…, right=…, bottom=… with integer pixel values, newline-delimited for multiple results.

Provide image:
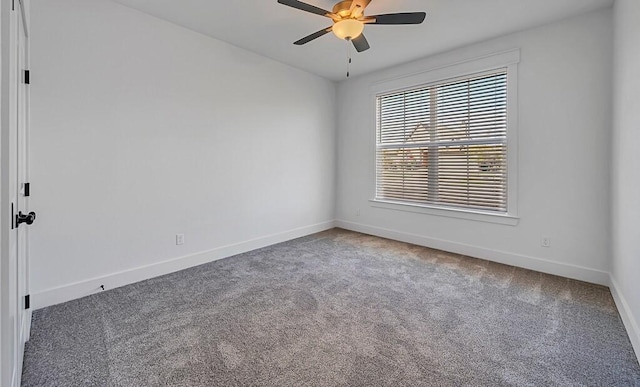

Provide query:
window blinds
left=376, top=69, right=508, bottom=212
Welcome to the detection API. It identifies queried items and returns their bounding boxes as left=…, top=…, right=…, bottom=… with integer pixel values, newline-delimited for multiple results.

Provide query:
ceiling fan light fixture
left=332, top=19, right=364, bottom=40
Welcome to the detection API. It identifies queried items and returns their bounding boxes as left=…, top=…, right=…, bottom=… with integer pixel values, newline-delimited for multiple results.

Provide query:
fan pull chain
left=346, top=39, right=352, bottom=78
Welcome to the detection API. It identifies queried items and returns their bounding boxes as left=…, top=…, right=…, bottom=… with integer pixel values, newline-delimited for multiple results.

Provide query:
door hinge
left=24, top=182, right=30, bottom=197
left=24, top=70, right=30, bottom=85
left=24, top=295, right=30, bottom=310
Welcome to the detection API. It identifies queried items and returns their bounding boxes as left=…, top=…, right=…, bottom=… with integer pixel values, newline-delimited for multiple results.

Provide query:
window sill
left=369, top=199, right=519, bottom=226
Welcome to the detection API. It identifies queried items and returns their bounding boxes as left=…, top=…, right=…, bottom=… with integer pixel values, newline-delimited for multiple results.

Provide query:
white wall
left=336, top=9, right=613, bottom=284
left=29, top=0, right=336, bottom=306
left=612, top=0, right=640, bottom=357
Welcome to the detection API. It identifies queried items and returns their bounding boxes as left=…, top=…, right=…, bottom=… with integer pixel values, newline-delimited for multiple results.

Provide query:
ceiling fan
left=277, top=0, right=426, bottom=53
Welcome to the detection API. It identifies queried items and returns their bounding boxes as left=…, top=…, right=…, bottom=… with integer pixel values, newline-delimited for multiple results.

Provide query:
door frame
left=16, top=0, right=30, bottom=378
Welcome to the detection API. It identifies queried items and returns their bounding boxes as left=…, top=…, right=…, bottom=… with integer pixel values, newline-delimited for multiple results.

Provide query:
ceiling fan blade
left=352, top=34, right=370, bottom=52
left=366, top=12, right=427, bottom=25
left=293, top=27, right=333, bottom=45
left=277, top=0, right=334, bottom=17
left=350, top=0, right=372, bottom=18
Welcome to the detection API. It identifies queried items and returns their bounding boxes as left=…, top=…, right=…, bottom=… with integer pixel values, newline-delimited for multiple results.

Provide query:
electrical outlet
left=542, top=237, right=550, bottom=248
left=176, top=234, right=185, bottom=245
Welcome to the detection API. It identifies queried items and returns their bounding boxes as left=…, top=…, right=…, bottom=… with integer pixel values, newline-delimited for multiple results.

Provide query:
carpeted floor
left=22, top=229, right=640, bottom=386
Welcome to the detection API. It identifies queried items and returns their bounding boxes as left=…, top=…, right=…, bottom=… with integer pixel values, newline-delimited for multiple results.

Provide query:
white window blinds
left=376, top=69, right=508, bottom=213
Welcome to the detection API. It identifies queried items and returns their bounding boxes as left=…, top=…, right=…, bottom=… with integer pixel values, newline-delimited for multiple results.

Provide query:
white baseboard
left=335, top=220, right=610, bottom=286
left=609, top=276, right=640, bottom=361
left=32, top=221, right=335, bottom=310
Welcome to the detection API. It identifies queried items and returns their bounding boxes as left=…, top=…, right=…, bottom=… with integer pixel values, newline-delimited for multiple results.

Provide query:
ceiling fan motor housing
left=333, top=0, right=355, bottom=18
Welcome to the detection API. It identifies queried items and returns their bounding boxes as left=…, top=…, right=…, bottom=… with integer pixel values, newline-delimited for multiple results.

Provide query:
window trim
left=368, top=49, right=520, bottom=224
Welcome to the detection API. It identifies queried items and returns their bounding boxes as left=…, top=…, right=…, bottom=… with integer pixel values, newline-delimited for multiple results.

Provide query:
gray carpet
left=22, top=229, right=640, bottom=386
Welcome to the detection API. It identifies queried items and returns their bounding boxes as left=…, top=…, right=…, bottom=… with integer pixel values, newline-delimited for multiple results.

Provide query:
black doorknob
left=16, top=211, right=36, bottom=226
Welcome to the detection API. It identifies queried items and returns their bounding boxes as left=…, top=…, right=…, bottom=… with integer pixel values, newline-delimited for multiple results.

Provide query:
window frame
left=368, top=49, right=520, bottom=225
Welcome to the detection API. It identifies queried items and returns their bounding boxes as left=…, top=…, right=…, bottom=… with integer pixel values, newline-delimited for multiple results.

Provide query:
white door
left=6, top=0, right=31, bottom=385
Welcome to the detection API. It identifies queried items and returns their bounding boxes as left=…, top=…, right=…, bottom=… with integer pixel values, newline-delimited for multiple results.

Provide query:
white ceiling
left=111, top=0, right=613, bottom=81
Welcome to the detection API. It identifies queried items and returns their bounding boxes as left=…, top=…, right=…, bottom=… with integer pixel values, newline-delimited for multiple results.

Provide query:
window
left=375, top=69, right=510, bottom=214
